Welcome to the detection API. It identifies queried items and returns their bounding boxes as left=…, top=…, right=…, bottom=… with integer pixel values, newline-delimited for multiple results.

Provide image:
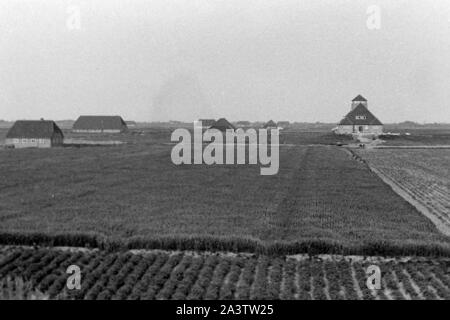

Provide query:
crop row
left=0, top=247, right=449, bottom=300
left=355, top=149, right=450, bottom=231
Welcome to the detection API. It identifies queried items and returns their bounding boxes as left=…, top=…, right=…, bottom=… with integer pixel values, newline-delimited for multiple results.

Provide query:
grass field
left=0, top=137, right=448, bottom=255
left=1, top=247, right=449, bottom=300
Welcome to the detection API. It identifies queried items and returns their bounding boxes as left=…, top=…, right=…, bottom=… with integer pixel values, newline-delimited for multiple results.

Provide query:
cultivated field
left=0, top=247, right=449, bottom=300
left=0, top=140, right=448, bottom=255
left=355, top=149, right=450, bottom=236
left=1, top=128, right=449, bottom=300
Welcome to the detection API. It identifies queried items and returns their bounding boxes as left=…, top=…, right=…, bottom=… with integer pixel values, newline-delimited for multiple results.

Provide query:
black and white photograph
left=0, top=0, right=449, bottom=309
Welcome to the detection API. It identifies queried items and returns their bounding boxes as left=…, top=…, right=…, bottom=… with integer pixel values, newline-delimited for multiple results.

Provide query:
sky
left=0, top=0, right=449, bottom=123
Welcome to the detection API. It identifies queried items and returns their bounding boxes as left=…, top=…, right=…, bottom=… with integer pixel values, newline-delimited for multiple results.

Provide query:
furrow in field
left=1, top=247, right=450, bottom=300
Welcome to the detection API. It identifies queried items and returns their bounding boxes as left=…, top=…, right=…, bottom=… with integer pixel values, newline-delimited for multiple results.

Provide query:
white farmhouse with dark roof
left=5, top=120, right=64, bottom=148
left=334, top=95, right=383, bottom=135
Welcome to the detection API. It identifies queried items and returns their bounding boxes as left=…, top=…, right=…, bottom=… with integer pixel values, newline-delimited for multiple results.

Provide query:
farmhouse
left=277, top=121, right=290, bottom=129
left=236, top=120, right=251, bottom=127
left=334, top=95, right=383, bottom=135
left=5, top=120, right=64, bottom=148
left=73, top=115, right=128, bottom=133
left=209, top=118, right=236, bottom=132
left=263, top=120, right=277, bottom=129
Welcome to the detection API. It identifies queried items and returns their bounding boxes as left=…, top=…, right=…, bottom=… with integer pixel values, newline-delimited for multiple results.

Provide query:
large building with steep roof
left=5, top=120, right=64, bottom=148
left=334, top=95, right=383, bottom=135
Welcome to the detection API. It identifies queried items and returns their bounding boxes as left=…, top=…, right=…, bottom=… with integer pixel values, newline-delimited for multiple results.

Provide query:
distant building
left=209, top=118, right=236, bottom=132
left=277, top=121, right=290, bottom=129
left=198, top=119, right=216, bottom=129
left=5, top=120, right=64, bottom=148
left=125, top=121, right=137, bottom=128
left=236, top=121, right=251, bottom=127
left=263, top=120, right=277, bottom=129
left=334, top=95, right=383, bottom=135
left=73, top=116, right=128, bottom=133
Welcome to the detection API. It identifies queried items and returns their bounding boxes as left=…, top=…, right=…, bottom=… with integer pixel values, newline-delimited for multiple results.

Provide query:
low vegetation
left=0, top=141, right=448, bottom=256
left=1, top=247, right=449, bottom=300
left=0, top=276, right=48, bottom=300
left=356, top=149, right=450, bottom=235
left=0, top=127, right=449, bottom=299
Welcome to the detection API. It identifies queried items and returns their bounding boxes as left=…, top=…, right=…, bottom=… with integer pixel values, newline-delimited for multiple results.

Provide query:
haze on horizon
left=0, top=0, right=449, bottom=123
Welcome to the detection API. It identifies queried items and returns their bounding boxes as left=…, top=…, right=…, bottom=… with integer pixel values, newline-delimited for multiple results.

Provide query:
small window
left=22, top=138, right=28, bottom=143
left=30, top=139, right=36, bottom=143
left=355, top=115, right=366, bottom=120
left=14, top=139, right=19, bottom=143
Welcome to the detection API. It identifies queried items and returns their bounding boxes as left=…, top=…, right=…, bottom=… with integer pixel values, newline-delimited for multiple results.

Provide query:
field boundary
left=0, top=232, right=449, bottom=257
left=346, top=147, right=450, bottom=237
left=3, top=244, right=450, bottom=263
left=367, top=165, right=450, bottom=237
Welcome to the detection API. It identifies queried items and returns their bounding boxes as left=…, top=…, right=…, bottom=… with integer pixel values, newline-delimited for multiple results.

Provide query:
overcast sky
left=1, top=0, right=449, bottom=123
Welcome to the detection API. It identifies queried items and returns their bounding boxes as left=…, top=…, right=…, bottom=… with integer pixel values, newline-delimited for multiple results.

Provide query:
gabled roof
left=6, top=120, right=63, bottom=139
left=352, top=94, right=367, bottom=102
left=339, top=103, right=383, bottom=125
left=263, top=120, right=277, bottom=128
left=73, top=116, right=127, bottom=130
left=209, top=118, right=236, bottom=131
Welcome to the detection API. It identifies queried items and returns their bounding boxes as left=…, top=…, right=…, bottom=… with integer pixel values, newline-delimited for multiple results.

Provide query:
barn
left=263, top=120, right=277, bottom=129
left=334, top=95, right=383, bottom=135
left=73, top=116, right=128, bottom=133
left=209, top=118, right=236, bottom=132
left=5, top=120, right=64, bottom=148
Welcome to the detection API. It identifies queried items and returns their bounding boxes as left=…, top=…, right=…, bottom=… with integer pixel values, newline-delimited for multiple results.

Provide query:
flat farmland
left=379, top=128, right=450, bottom=146
left=0, top=139, right=448, bottom=255
left=355, top=149, right=450, bottom=236
left=1, top=247, right=449, bottom=300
